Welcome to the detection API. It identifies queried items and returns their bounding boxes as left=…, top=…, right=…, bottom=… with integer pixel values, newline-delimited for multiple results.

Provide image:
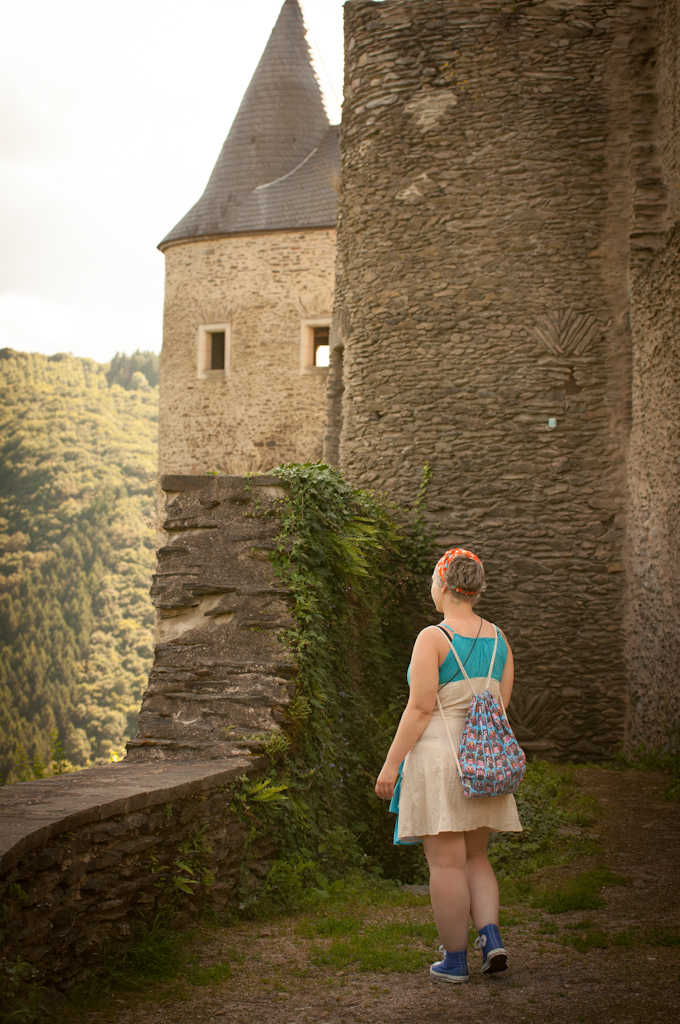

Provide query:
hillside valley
left=0, top=348, right=159, bottom=782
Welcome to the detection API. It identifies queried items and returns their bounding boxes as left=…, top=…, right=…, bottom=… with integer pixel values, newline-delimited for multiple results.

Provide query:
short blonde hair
left=433, top=554, right=486, bottom=603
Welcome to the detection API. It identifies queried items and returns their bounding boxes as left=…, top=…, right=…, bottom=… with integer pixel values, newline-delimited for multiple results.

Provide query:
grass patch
left=648, top=927, right=680, bottom=947
left=611, top=930, right=637, bottom=948
left=311, top=920, right=438, bottom=973
left=610, top=737, right=680, bottom=801
left=531, top=867, right=629, bottom=914
left=490, top=762, right=599, bottom=888
left=562, top=927, right=609, bottom=952
left=563, top=924, right=680, bottom=952
left=296, top=915, right=363, bottom=939
left=186, top=959, right=232, bottom=986
left=284, top=873, right=431, bottom=918
left=69, top=915, right=185, bottom=1005
left=65, top=911, right=238, bottom=1011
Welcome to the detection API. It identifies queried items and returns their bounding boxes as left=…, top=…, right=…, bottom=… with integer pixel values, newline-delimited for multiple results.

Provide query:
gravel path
left=58, top=768, right=680, bottom=1024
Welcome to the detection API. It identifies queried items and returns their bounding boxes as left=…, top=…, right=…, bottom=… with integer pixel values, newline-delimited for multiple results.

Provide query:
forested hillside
left=0, top=349, right=159, bottom=782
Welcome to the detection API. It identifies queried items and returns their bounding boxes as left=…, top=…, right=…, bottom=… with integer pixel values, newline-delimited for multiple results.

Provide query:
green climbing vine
left=234, top=462, right=437, bottom=906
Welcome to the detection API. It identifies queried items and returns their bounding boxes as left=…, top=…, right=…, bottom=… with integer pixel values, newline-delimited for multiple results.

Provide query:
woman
left=375, top=548, right=522, bottom=983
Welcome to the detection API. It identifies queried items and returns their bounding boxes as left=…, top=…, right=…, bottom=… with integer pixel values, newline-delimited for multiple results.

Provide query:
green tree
left=106, top=350, right=160, bottom=389
left=0, top=348, right=158, bottom=782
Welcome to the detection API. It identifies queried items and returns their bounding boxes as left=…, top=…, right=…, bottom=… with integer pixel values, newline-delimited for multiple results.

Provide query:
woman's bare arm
left=499, top=637, right=514, bottom=709
left=375, top=627, right=442, bottom=800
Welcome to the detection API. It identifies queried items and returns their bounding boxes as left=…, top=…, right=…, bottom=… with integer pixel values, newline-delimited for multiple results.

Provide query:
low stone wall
left=0, top=474, right=297, bottom=993
left=0, top=758, right=268, bottom=991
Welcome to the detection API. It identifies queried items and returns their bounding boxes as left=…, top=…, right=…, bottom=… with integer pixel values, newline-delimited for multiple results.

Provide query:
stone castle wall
left=626, top=0, right=680, bottom=749
left=335, top=0, right=660, bottom=759
left=128, top=475, right=295, bottom=762
left=159, top=229, right=336, bottom=475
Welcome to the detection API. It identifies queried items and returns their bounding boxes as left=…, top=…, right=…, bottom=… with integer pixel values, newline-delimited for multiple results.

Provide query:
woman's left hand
left=375, top=764, right=399, bottom=800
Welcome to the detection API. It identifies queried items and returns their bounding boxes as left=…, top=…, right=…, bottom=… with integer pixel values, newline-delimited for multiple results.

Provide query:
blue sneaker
left=475, top=923, right=508, bottom=973
left=429, top=946, right=469, bottom=983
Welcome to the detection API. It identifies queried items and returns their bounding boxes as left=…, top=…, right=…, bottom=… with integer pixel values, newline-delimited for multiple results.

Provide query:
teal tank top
left=406, top=625, right=508, bottom=685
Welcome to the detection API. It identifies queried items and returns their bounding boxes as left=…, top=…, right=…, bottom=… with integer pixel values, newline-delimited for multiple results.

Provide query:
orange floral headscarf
left=435, top=548, right=483, bottom=595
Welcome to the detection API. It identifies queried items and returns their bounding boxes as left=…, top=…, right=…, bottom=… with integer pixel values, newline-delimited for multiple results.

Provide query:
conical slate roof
left=160, top=0, right=337, bottom=249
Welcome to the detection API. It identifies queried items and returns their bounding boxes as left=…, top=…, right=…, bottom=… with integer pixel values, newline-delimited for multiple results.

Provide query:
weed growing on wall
left=234, top=463, right=429, bottom=901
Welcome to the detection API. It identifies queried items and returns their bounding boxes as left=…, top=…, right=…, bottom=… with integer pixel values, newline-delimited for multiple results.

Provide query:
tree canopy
left=0, top=348, right=158, bottom=782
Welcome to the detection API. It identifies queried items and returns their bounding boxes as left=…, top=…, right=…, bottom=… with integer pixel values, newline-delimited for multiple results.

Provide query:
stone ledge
left=0, top=757, right=262, bottom=875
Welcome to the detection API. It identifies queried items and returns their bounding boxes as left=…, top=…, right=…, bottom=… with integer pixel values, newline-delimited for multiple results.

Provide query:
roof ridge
left=254, top=145, right=319, bottom=192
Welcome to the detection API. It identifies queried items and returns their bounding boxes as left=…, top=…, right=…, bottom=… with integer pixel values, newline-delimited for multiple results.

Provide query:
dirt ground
left=60, top=768, right=680, bottom=1024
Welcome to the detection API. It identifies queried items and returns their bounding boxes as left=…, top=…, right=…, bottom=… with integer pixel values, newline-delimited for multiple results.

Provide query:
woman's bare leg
left=421, top=831, right=470, bottom=950
left=464, top=827, right=499, bottom=929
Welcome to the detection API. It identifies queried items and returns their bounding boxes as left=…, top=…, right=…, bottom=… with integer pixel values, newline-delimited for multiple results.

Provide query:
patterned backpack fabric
left=436, top=624, right=526, bottom=799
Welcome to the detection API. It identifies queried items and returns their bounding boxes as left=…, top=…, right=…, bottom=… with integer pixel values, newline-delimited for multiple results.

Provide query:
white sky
left=0, top=0, right=346, bottom=362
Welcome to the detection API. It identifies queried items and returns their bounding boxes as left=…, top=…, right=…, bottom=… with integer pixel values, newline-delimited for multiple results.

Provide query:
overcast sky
left=0, top=0, right=345, bottom=363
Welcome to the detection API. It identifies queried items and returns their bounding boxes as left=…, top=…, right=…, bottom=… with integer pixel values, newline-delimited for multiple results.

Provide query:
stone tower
left=332, top=0, right=680, bottom=758
left=158, top=0, right=339, bottom=474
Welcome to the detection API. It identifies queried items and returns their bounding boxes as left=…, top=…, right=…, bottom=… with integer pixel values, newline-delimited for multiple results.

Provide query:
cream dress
left=391, top=627, right=522, bottom=844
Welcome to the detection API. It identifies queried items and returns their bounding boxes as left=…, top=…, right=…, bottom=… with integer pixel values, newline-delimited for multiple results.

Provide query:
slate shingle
left=159, top=0, right=338, bottom=248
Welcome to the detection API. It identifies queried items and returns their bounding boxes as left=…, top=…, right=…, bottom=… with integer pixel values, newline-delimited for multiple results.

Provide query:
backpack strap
left=435, top=624, right=470, bottom=679
left=486, top=625, right=499, bottom=687
left=435, top=690, right=463, bottom=780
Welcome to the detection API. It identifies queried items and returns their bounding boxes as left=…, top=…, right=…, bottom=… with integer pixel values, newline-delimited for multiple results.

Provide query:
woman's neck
left=441, top=598, right=480, bottom=628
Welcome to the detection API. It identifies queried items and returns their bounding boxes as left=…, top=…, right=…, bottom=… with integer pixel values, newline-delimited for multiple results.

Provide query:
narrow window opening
left=210, top=331, right=225, bottom=370
left=314, top=326, right=330, bottom=367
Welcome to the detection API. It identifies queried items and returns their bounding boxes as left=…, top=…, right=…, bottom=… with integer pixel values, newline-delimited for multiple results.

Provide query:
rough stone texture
left=624, top=0, right=680, bottom=750
left=627, top=225, right=680, bottom=749
left=334, top=0, right=671, bottom=759
left=0, top=760, right=268, bottom=990
left=159, top=230, right=335, bottom=474
left=128, top=475, right=295, bottom=762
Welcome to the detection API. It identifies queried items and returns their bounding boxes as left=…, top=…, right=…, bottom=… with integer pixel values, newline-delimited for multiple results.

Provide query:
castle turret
left=158, top=0, right=339, bottom=474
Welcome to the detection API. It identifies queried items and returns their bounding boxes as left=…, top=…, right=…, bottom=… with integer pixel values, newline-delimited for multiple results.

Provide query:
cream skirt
left=396, top=711, right=522, bottom=843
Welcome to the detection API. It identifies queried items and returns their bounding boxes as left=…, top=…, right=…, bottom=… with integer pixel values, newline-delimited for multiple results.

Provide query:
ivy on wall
left=234, top=463, right=435, bottom=900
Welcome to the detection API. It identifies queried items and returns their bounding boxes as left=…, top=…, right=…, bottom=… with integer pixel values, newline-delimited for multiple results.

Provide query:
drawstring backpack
left=435, top=624, right=526, bottom=798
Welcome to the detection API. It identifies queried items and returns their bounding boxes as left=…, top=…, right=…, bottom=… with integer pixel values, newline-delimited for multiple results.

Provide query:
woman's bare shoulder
left=414, top=623, right=447, bottom=646
left=495, top=624, right=512, bottom=650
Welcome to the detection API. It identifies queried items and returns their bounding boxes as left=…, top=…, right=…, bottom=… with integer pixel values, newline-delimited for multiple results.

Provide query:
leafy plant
left=0, top=958, right=44, bottom=1024
left=230, top=462, right=432, bottom=900
left=149, top=824, right=215, bottom=898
